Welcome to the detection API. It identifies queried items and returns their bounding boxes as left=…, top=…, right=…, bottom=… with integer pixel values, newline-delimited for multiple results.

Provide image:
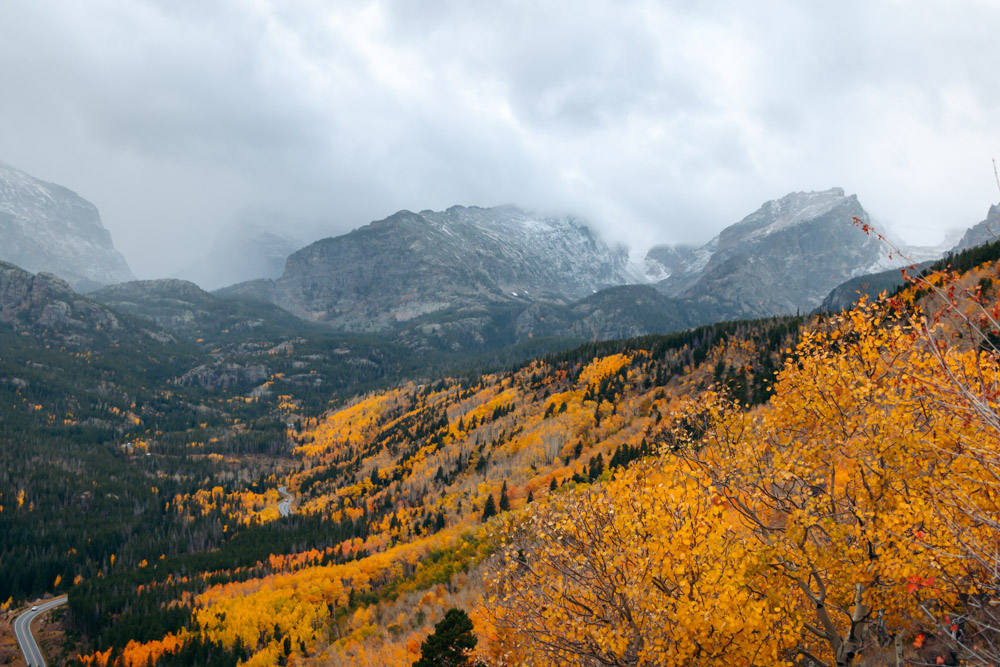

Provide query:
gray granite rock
left=0, top=160, right=134, bottom=290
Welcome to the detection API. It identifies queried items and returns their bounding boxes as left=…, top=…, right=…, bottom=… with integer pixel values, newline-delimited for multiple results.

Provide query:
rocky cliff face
left=648, top=189, right=898, bottom=320
left=0, top=160, right=134, bottom=291
left=952, top=203, right=1000, bottom=253
left=268, top=205, right=639, bottom=332
left=0, top=260, right=145, bottom=350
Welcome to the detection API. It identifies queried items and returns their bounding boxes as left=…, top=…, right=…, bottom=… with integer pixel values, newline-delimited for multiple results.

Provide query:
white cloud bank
left=0, top=0, right=997, bottom=277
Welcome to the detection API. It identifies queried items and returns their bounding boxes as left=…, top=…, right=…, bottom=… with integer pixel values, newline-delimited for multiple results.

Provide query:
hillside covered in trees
left=6, top=241, right=1000, bottom=666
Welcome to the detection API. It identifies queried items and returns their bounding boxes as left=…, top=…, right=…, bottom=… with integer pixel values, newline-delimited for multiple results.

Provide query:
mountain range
left=1, top=157, right=994, bottom=353
left=218, top=188, right=958, bottom=345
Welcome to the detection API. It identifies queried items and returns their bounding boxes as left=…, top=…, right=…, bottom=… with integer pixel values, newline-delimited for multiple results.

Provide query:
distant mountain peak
left=644, top=188, right=912, bottom=320
left=243, top=204, right=640, bottom=332
left=952, top=201, right=1000, bottom=253
left=725, top=188, right=851, bottom=240
left=0, top=160, right=134, bottom=291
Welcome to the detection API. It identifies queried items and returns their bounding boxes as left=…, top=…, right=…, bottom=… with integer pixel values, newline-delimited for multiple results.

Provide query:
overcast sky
left=1, top=1, right=998, bottom=278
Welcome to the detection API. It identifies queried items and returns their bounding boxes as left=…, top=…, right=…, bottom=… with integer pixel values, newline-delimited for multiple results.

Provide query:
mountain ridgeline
left=0, top=157, right=974, bottom=351
left=220, top=205, right=643, bottom=332
left=221, top=189, right=947, bottom=349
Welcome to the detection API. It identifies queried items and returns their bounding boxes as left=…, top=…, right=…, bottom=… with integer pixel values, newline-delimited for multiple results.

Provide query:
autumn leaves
left=71, top=254, right=1000, bottom=666
left=489, top=292, right=1000, bottom=666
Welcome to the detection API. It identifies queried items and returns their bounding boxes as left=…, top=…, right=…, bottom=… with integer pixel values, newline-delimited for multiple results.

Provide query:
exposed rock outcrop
left=0, top=160, right=134, bottom=290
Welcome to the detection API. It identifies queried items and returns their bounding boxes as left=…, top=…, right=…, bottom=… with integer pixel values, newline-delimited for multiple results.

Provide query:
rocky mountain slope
left=89, top=278, right=427, bottom=398
left=240, top=205, right=639, bottom=332
left=646, top=188, right=907, bottom=320
left=0, top=160, right=133, bottom=291
left=1, top=265, right=453, bottom=407
left=92, top=278, right=315, bottom=344
left=953, top=203, right=1000, bottom=252
left=0, top=260, right=141, bottom=348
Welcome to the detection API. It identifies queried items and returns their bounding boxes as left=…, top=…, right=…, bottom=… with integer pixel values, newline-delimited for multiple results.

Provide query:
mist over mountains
left=175, top=224, right=302, bottom=291
left=0, top=160, right=133, bottom=291
left=214, top=188, right=962, bottom=345
left=0, top=157, right=992, bottom=351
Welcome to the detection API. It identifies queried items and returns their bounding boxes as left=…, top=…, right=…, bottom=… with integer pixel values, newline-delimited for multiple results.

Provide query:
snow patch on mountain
left=735, top=188, right=848, bottom=241
left=0, top=160, right=134, bottom=290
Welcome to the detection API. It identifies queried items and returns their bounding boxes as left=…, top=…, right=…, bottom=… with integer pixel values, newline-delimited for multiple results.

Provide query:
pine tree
left=413, top=607, right=478, bottom=667
left=499, top=481, right=511, bottom=512
left=481, top=494, right=497, bottom=521
left=588, top=453, right=604, bottom=482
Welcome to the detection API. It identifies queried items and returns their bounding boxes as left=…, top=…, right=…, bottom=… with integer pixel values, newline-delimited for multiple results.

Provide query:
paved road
left=277, top=485, right=294, bottom=517
left=14, top=596, right=67, bottom=667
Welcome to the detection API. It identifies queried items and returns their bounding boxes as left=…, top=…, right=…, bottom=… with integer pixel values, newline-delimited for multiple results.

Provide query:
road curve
left=277, top=485, right=294, bottom=517
left=14, top=596, right=67, bottom=667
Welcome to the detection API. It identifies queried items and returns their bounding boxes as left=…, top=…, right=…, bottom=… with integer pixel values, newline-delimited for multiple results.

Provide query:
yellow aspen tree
left=488, top=458, right=797, bottom=666
left=673, top=299, right=966, bottom=666
left=891, top=264, right=1000, bottom=663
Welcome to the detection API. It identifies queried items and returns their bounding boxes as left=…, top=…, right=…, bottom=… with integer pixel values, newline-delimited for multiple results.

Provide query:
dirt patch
left=0, top=610, right=25, bottom=666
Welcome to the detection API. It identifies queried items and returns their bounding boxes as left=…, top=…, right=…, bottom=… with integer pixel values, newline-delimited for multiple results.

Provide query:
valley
left=3, top=160, right=1000, bottom=665
left=2, top=4, right=995, bottom=664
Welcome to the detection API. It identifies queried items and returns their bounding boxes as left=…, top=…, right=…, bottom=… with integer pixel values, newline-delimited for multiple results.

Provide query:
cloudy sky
left=1, top=1, right=998, bottom=279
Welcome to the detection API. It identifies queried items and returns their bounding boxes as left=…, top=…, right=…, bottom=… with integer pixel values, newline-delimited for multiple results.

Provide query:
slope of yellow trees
left=490, top=280, right=1000, bottom=665
left=83, top=266, right=1000, bottom=666
left=78, top=253, right=1000, bottom=666
left=76, top=318, right=795, bottom=666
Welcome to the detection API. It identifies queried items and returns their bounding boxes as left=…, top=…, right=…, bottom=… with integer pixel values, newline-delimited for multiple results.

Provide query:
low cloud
left=0, top=1, right=997, bottom=277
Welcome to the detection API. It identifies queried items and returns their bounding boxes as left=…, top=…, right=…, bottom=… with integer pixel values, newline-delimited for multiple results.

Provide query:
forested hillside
left=7, top=240, right=1000, bottom=666
left=60, top=314, right=802, bottom=666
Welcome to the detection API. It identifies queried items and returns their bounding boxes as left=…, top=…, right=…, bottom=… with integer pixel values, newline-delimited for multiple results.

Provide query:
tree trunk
left=834, top=585, right=870, bottom=667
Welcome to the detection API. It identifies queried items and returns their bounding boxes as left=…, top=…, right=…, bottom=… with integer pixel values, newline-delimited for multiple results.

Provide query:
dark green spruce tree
left=481, top=494, right=497, bottom=521
left=413, top=608, right=479, bottom=667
